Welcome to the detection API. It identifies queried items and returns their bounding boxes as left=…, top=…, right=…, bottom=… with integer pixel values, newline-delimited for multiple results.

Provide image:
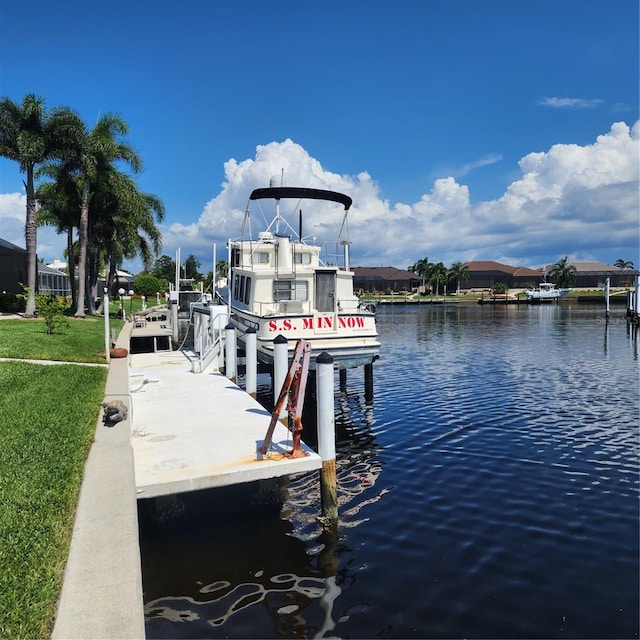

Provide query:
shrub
left=133, top=273, right=163, bottom=297
left=35, top=295, right=71, bottom=335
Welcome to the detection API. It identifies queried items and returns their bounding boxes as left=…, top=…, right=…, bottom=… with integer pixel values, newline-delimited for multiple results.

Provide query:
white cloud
left=537, top=96, right=604, bottom=109
left=1, top=122, right=638, bottom=273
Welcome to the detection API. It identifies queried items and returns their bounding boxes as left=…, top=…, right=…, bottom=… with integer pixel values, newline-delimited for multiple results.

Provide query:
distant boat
left=217, top=183, right=380, bottom=369
left=524, top=281, right=571, bottom=302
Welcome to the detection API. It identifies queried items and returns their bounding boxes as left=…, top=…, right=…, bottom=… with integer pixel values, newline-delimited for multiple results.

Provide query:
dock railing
left=191, top=304, right=229, bottom=373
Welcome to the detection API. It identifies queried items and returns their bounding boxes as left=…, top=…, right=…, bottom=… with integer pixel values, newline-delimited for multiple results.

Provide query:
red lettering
left=268, top=320, right=277, bottom=331
left=302, top=318, right=313, bottom=329
left=283, top=319, right=292, bottom=331
left=338, top=316, right=365, bottom=329
left=320, top=316, right=332, bottom=328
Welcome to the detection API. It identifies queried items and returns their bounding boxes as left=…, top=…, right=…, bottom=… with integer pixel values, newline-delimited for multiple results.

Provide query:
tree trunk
left=66, top=227, right=77, bottom=312
left=75, top=184, right=89, bottom=318
left=24, top=169, right=38, bottom=317
left=86, top=241, right=99, bottom=315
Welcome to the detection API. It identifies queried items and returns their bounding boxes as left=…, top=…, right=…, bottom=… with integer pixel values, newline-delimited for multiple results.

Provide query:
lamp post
left=118, top=288, right=125, bottom=319
left=128, top=289, right=134, bottom=316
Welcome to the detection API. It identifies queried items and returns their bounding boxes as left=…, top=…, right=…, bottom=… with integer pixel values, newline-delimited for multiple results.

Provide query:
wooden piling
left=364, top=362, right=374, bottom=401
left=245, top=327, right=257, bottom=398
left=605, top=277, right=610, bottom=322
left=316, top=351, right=337, bottom=524
left=224, top=323, right=236, bottom=383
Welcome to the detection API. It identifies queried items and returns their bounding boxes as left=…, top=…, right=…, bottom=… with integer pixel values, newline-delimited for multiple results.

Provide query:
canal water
left=139, top=303, right=639, bottom=639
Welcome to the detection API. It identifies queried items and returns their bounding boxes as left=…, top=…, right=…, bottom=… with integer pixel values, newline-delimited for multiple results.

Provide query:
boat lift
left=259, top=339, right=311, bottom=458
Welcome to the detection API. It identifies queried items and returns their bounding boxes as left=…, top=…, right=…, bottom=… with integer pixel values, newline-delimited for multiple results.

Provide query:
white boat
left=218, top=185, right=380, bottom=369
left=524, top=281, right=571, bottom=302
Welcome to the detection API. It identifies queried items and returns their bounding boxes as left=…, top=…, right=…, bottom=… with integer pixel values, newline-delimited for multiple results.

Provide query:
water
left=139, top=304, right=639, bottom=639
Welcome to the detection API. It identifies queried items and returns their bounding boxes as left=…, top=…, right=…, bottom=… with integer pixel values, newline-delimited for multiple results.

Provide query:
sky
left=0, top=0, right=638, bottom=275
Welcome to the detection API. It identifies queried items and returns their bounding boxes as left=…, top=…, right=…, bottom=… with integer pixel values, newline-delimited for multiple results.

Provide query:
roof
left=0, top=237, right=27, bottom=253
left=249, top=187, right=352, bottom=210
left=464, top=260, right=517, bottom=274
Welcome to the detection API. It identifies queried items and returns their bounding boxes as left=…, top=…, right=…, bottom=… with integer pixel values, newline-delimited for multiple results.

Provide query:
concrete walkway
left=52, top=323, right=145, bottom=640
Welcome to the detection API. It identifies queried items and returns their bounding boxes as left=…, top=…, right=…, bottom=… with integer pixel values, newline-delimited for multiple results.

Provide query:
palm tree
left=448, top=260, right=469, bottom=295
left=35, top=175, right=80, bottom=310
left=548, top=256, right=577, bottom=287
left=0, top=94, right=78, bottom=316
left=62, top=112, right=142, bottom=316
left=614, top=259, right=634, bottom=269
left=215, top=259, right=229, bottom=280
left=408, top=256, right=429, bottom=292
left=429, top=262, right=448, bottom=296
left=88, top=167, right=164, bottom=314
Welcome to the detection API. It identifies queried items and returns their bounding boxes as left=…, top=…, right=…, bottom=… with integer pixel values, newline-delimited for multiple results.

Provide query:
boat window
left=253, top=252, right=270, bottom=264
left=231, top=247, right=241, bottom=267
left=233, top=274, right=240, bottom=301
left=274, top=280, right=308, bottom=302
left=294, top=252, right=312, bottom=265
left=244, top=277, right=251, bottom=304
left=239, top=275, right=245, bottom=303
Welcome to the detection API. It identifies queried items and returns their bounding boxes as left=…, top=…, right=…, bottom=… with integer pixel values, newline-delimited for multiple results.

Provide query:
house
left=462, top=260, right=639, bottom=290
left=352, top=266, right=421, bottom=293
left=543, top=261, right=639, bottom=288
left=0, top=238, right=28, bottom=294
left=462, top=261, right=541, bottom=290
left=0, top=237, right=71, bottom=296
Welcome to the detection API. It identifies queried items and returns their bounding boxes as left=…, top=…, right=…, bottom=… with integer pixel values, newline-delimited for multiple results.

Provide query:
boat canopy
left=249, top=187, right=352, bottom=211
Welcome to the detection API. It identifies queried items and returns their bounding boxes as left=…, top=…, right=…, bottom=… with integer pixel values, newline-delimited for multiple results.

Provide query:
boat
left=524, top=281, right=571, bottom=302
left=218, top=184, right=380, bottom=369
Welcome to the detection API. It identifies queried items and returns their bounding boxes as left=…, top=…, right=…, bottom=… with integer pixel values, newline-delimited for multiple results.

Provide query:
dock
left=129, top=350, right=322, bottom=499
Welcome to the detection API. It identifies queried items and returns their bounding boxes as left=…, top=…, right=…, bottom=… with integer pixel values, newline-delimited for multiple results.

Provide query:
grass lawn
left=0, top=315, right=115, bottom=638
left=0, top=314, right=123, bottom=363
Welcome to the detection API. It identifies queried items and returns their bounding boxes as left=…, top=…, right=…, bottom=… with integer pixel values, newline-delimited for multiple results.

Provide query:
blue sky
left=1, top=0, right=638, bottom=274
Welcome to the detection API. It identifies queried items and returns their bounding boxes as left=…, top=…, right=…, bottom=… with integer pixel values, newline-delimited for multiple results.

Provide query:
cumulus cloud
left=1, top=121, right=637, bottom=272
left=189, top=121, right=638, bottom=269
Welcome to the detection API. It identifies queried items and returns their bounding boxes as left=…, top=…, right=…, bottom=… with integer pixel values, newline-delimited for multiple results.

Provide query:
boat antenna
left=299, top=209, right=302, bottom=241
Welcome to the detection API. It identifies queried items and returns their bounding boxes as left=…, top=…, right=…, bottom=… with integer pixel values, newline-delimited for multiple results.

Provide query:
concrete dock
left=53, top=322, right=323, bottom=639
left=129, top=350, right=322, bottom=499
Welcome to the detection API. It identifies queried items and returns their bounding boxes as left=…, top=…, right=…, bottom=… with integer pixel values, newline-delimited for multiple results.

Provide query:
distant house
left=0, top=237, right=71, bottom=296
left=463, top=260, right=638, bottom=290
left=543, top=261, right=639, bottom=288
left=463, top=261, right=541, bottom=290
left=0, top=238, right=28, bottom=294
left=352, top=266, right=421, bottom=293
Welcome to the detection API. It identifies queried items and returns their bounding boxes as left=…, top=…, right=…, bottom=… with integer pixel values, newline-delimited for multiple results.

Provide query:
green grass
left=0, top=361, right=107, bottom=638
left=0, top=314, right=123, bottom=363
left=0, top=311, right=120, bottom=638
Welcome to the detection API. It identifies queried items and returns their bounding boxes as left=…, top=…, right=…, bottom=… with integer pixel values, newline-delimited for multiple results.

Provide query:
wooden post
left=224, top=323, right=236, bottom=383
left=316, top=351, right=337, bottom=524
left=245, top=327, right=257, bottom=398
left=339, top=368, right=347, bottom=389
left=364, top=362, right=374, bottom=401
left=604, top=277, right=610, bottom=322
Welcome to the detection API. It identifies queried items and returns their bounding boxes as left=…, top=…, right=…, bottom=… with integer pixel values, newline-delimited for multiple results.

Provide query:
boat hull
left=230, top=308, right=380, bottom=369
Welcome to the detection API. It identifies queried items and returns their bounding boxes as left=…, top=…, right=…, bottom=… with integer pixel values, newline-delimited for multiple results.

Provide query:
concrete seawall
left=52, top=323, right=144, bottom=639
